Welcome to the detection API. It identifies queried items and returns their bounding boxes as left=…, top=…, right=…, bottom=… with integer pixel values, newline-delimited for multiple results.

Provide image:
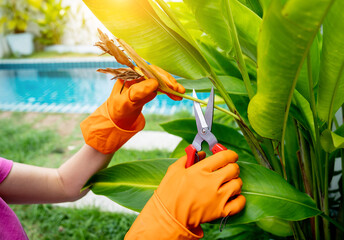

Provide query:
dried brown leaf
left=95, top=29, right=135, bottom=69
left=97, top=68, right=143, bottom=81
left=116, top=38, right=168, bottom=91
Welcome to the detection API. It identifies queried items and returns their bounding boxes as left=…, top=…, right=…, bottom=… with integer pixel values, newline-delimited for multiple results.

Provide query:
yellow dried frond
left=97, top=68, right=143, bottom=81
left=96, top=29, right=135, bottom=69
left=116, top=38, right=169, bottom=91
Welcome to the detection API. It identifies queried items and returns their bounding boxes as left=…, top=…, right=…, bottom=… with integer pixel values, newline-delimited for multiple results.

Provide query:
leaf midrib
left=242, top=191, right=320, bottom=213
left=94, top=182, right=159, bottom=190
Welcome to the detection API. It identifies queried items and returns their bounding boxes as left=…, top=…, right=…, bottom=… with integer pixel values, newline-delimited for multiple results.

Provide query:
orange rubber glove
left=125, top=150, right=246, bottom=239
left=80, top=66, right=185, bottom=154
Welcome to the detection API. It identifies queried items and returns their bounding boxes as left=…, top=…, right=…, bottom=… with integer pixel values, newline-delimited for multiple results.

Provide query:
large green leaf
left=184, top=0, right=261, bottom=60
left=317, top=0, right=344, bottom=122
left=177, top=76, right=252, bottom=95
left=238, top=0, right=263, bottom=17
left=86, top=159, right=321, bottom=223
left=320, top=127, right=344, bottom=153
left=84, top=159, right=175, bottom=212
left=229, top=162, right=321, bottom=224
left=247, top=0, right=333, bottom=140
left=197, top=41, right=242, bottom=77
left=211, top=223, right=269, bottom=240
left=170, top=139, right=189, bottom=158
left=295, top=33, right=321, bottom=102
left=290, top=90, right=315, bottom=138
left=256, top=217, right=293, bottom=237
left=284, top=117, right=303, bottom=189
left=83, top=0, right=210, bottom=79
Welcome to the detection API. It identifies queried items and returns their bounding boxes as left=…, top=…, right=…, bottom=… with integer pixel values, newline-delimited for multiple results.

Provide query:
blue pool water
left=0, top=60, right=204, bottom=115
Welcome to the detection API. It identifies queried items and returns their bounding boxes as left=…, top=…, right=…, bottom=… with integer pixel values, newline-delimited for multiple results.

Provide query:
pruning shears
left=185, top=88, right=227, bottom=168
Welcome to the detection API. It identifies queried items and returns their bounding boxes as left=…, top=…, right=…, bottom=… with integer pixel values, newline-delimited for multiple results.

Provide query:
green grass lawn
left=11, top=204, right=223, bottom=240
left=1, top=111, right=229, bottom=239
left=11, top=204, right=137, bottom=240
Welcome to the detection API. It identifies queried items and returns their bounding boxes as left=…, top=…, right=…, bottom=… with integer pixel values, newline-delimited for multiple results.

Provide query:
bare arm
left=0, top=144, right=113, bottom=204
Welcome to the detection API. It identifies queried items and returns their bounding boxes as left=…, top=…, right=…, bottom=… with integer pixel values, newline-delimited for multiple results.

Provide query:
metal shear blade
left=185, top=87, right=227, bottom=168
left=191, top=88, right=218, bottom=151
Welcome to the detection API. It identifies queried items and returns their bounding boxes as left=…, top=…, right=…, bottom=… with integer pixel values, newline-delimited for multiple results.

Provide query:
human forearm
left=57, top=144, right=113, bottom=201
left=0, top=144, right=112, bottom=204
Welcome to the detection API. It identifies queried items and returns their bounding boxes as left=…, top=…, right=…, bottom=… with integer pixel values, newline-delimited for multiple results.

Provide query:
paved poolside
left=54, top=130, right=182, bottom=213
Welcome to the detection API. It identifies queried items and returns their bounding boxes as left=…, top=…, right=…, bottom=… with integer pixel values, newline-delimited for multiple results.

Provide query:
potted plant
left=82, top=0, right=344, bottom=239
left=0, top=0, right=35, bottom=56
left=34, top=0, right=70, bottom=47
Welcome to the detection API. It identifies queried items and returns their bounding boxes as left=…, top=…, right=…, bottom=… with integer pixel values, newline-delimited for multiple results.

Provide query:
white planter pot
left=6, top=32, right=34, bottom=56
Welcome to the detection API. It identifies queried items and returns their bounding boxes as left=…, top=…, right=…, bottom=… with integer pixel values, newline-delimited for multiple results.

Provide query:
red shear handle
left=185, top=144, right=197, bottom=168
left=211, top=143, right=227, bottom=154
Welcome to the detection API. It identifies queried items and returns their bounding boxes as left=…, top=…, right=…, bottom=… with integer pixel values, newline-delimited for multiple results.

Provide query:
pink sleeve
left=0, top=157, right=13, bottom=184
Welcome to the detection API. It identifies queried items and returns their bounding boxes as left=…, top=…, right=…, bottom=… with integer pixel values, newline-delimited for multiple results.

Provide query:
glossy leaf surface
left=170, top=139, right=189, bottom=158
left=256, top=217, right=293, bottom=237
left=84, top=159, right=175, bottom=212
left=177, top=76, right=251, bottom=95
left=86, top=159, right=321, bottom=223
left=317, top=0, right=344, bottom=122
left=247, top=0, right=333, bottom=140
left=229, top=162, right=321, bottom=224
left=290, top=90, right=315, bottom=138
left=197, top=41, right=242, bottom=77
left=83, top=0, right=210, bottom=79
left=184, top=0, right=261, bottom=59
left=294, top=33, right=321, bottom=102
left=238, top=0, right=263, bottom=17
left=320, top=129, right=344, bottom=153
left=211, top=223, right=269, bottom=240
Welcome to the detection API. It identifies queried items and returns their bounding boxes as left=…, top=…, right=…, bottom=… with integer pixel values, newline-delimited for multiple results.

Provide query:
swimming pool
left=0, top=58, right=201, bottom=115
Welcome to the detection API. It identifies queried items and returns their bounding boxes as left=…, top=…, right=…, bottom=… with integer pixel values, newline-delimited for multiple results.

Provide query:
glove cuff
left=80, top=100, right=145, bottom=154
left=125, top=191, right=203, bottom=240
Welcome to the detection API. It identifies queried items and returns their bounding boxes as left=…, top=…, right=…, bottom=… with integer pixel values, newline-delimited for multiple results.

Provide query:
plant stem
left=306, top=54, right=329, bottom=239
left=307, top=54, right=324, bottom=189
left=161, top=88, right=239, bottom=120
left=210, top=72, right=272, bottom=169
left=213, top=72, right=272, bottom=168
left=296, top=123, right=313, bottom=196
left=324, top=153, right=330, bottom=239
left=327, top=62, right=344, bottom=128
left=322, top=61, right=343, bottom=239
left=263, top=138, right=283, bottom=175
left=223, top=0, right=254, bottom=99
left=321, top=212, right=344, bottom=232
left=312, top=160, right=321, bottom=240
left=152, top=0, right=239, bottom=118
left=324, top=68, right=344, bottom=238
left=291, top=221, right=306, bottom=240
left=209, top=73, right=237, bottom=112
left=154, top=0, right=195, bottom=44
left=155, top=0, right=271, bottom=168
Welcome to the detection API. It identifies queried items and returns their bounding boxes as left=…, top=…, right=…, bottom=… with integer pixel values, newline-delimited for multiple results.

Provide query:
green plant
left=34, top=0, right=70, bottom=45
left=0, top=0, right=34, bottom=34
left=83, top=0, right=344, bottom=239
left=12, top=204, right=137, bottom=240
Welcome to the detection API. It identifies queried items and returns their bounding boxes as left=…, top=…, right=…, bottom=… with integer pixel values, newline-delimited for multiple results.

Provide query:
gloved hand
left=150, top=65, right=185, bottom=101
left=80, top=65, right=185, bottom=154
left=125, top=150, right=246, bottom=240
